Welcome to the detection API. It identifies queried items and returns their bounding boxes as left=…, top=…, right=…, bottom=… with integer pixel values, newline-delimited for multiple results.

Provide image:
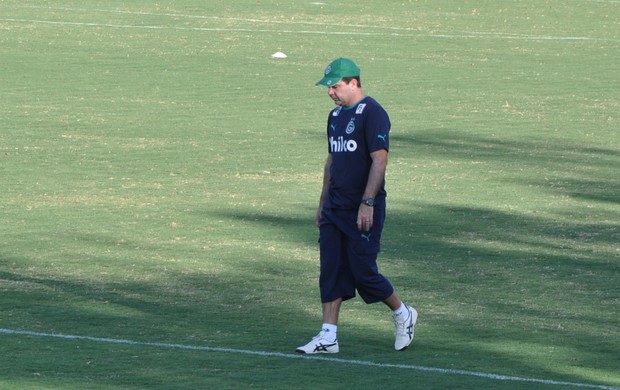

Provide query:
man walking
left=296, top=58, right=417, bottom=354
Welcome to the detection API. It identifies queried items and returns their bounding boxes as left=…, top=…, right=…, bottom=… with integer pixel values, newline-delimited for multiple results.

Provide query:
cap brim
left=315, top=76, right=341, bottom=87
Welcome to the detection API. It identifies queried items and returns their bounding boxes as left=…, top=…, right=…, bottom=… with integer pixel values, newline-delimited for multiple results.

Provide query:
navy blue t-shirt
left=324, top=96, right=391, bottom=210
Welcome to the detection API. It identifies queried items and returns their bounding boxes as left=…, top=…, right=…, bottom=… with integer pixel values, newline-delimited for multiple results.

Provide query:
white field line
left=1, top=328, right=618, bottom=390
left=0, top=17, right=607, bottom=41
left=0, top=4, right=617, bottom=42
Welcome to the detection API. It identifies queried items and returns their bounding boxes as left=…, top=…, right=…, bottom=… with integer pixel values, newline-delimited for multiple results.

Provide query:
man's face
left=327, top=80, right=357, bottom=107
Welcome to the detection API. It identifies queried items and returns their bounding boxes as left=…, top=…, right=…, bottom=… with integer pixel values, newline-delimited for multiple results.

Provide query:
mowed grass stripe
left=1, top=2, right=618, bottom=42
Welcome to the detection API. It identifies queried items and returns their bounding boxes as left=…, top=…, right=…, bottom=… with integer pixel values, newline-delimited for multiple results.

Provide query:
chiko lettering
left=330, top=136, right=358, bottom=152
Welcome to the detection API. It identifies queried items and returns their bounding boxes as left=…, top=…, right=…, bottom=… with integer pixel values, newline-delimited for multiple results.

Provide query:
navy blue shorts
left=318, top=205, right=394, bottom=304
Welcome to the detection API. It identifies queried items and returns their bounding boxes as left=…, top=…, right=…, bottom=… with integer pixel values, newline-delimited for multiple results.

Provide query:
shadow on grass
left=392, top=128, right=619, bottom=204
left=391, top=129, right=620, bottom=163
left=1, top=131, right=618, bottom=388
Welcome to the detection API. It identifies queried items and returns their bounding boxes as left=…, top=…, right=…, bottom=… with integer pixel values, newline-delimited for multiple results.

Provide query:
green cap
left=316, top=57, right=361, bottom=87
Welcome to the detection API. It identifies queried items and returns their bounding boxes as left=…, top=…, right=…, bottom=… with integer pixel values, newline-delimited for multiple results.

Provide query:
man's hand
left=357, top=203, right=374, bottom=231
left=316, top=208, right=323, bottom=228
left=357, top=149, right=387, bottom=231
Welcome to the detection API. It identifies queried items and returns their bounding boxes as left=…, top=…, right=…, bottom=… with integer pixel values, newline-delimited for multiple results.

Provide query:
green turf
left=1, top=1, right=619, bottom=389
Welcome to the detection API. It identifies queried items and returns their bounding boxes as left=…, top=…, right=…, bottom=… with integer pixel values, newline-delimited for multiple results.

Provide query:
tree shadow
left=1, top=129, right=618, bottom=387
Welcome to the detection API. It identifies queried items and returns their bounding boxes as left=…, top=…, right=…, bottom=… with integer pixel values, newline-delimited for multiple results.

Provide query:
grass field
left=1, top=1, right=619, bottom=389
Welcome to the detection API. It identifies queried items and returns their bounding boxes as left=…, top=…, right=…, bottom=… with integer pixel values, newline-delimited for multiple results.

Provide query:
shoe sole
left=295, top=348, right=338, bottom=354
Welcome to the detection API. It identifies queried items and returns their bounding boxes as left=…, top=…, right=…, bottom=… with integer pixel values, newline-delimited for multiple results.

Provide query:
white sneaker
left=296, top=332, right=339, bottom=354
left=394, top=305, right=417, bottom=351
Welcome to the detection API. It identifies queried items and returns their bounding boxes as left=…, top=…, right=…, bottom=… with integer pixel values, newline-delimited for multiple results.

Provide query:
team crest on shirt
left=356, top=104, right=366, bottom=114
left=345, top=119, right=356, bottom=134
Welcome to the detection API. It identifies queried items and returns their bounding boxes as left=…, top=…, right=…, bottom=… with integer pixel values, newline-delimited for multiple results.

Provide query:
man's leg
left=296, top=210, right=351, bottom=354
left=322, top=298, right=343, bottom=324
left=382, top=292, right=402, bottom=311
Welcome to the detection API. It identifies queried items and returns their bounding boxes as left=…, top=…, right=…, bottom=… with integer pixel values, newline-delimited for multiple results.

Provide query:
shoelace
left=393, top=311, right=410, bottom=335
